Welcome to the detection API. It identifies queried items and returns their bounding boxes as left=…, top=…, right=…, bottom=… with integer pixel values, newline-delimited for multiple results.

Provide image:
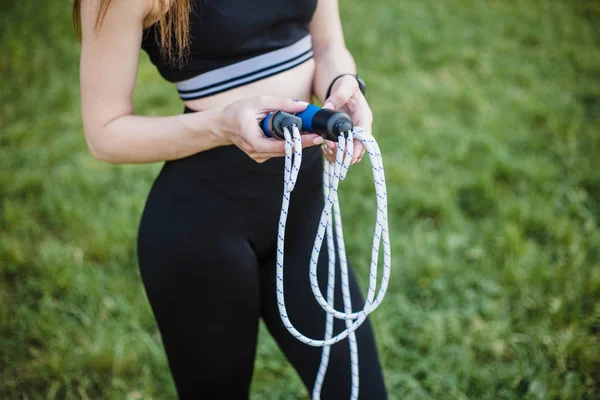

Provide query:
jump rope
left=260, top=105, right=391, bottom=400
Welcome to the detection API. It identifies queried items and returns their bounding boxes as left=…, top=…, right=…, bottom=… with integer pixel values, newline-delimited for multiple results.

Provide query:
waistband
left=176, top=35, right=314, bottom=101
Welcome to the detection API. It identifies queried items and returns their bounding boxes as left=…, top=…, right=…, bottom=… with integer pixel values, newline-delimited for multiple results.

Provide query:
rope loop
left=276, top=126, right=391, bottom=400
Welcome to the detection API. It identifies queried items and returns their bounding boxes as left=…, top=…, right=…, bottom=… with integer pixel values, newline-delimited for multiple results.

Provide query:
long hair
left=73, top=0, right=191, bottom=63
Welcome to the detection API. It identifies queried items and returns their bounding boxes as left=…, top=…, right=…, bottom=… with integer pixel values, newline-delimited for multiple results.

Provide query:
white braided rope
left=276, top=126, right=390, bottom=400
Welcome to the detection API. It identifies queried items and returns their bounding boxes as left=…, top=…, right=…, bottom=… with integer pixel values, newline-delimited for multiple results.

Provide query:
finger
left=351, top=140, right=365, bottom=164
left=299, top=131, right=326, bottom=145
left=300, top=134, right=324, bottom=147
left=355, top=116, right=373, bottom=132
left=353, top=97, right=373, bottom=131
left=323, top=76, right=358, bottom=110
left=360, top=147, right=366, bottom=161
left=321, top=146, right=336, bottom=163
left=354, top=148, right=366, bottom=164
left=321, top=143, right=334, bottom=155
left=251, top=153, right=284, bottom=163
left=248, top=135, right=323, bottom=156
left=325, top=140, right=336, bottom=149
left=250, top=148, right=290, bottom=161
left=253, top=156, right=269, bottom=163
left=248, top=136, right=287, bottom=154
left=255, top=95, right=309, bottom=114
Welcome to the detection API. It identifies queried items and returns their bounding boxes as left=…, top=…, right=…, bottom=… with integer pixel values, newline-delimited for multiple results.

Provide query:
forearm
left=312, top=45, right=356, bottom=103
left=84, top=108, right=226, bottom=164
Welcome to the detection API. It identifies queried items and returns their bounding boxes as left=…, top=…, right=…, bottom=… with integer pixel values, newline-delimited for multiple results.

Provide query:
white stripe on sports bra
left=176, top=34, right=314, bottom=100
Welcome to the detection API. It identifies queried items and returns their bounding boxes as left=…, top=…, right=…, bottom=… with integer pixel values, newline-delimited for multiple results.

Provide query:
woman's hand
left=321, top=75, right=372, bottom=165
left=219, top=96, right=324, bottom=163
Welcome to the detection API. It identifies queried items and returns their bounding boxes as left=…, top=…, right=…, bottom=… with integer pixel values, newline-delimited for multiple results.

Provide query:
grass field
left=2, top=0, right=600, bottom=399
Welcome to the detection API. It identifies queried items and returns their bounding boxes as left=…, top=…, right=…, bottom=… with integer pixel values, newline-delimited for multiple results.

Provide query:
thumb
left=279, top=99, right=310, bottom=114
left=256, top=96, right=309, bottom=113
left=324, top=76, right=356, bottom=110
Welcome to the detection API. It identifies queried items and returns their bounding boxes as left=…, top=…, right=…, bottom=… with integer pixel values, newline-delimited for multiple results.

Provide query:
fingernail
left=323, top=102, right=334, bottom=110
left=313, top=136, right=324, bottom=145
left=326, top=140, right=335, bottom=149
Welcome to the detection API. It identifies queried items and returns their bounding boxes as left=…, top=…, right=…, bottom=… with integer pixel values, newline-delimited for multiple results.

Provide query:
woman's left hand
left=321, top=75, right=372, bottom=165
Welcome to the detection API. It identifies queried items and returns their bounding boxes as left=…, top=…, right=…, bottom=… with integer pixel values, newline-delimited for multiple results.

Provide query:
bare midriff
left=182, top=59, right=316, bottom=111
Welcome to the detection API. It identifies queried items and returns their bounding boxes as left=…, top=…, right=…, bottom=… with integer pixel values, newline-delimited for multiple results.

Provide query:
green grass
left=2, top=0, right=600, bottom=399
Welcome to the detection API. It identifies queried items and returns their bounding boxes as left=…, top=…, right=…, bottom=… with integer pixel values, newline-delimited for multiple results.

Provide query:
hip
left=137, top=141, right=326, bottom=260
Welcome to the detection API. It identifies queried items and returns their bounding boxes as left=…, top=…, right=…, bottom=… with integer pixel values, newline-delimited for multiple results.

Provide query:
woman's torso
left=142, top=0, right=318, bottom=111
left=184, top=58, right=315, bottom=111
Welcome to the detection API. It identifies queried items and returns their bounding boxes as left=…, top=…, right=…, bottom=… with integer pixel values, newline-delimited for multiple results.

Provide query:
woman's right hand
left=218, top=96, right=324, bottom=163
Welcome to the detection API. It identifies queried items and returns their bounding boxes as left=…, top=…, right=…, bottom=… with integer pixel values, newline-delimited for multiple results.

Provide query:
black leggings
left=137, top=108, right=387, bottom=399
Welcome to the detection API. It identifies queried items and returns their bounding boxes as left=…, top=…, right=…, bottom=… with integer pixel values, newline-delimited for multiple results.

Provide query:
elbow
left=84, top=128, right=122, bottom=164
left=87, top=145, right=114, bottom=164
left=82, top=110, right=135, bottom=164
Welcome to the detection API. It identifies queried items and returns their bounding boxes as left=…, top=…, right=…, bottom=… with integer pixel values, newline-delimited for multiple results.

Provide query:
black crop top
left=141, top=0, right=318, bottom=83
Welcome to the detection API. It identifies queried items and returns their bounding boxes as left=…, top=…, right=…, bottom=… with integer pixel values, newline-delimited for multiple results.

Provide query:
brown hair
left=73, top=0, right=191, bottom=63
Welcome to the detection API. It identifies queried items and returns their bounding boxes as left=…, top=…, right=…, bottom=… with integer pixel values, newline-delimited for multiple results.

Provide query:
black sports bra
left=142, top=0, right=318, bottom=100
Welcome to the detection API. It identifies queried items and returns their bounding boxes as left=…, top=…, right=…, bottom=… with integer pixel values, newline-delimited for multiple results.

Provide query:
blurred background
left=1, top=0, right=599, bottom=399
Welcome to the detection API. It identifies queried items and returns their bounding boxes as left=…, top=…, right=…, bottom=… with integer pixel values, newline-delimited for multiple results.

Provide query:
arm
left=308, top=0, right=356, bottom=103
left=79, top=0, right=225, bottom=163
left=309, top=0, right=371, bottom=164
left=79, top=0, right=317, bottom=164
